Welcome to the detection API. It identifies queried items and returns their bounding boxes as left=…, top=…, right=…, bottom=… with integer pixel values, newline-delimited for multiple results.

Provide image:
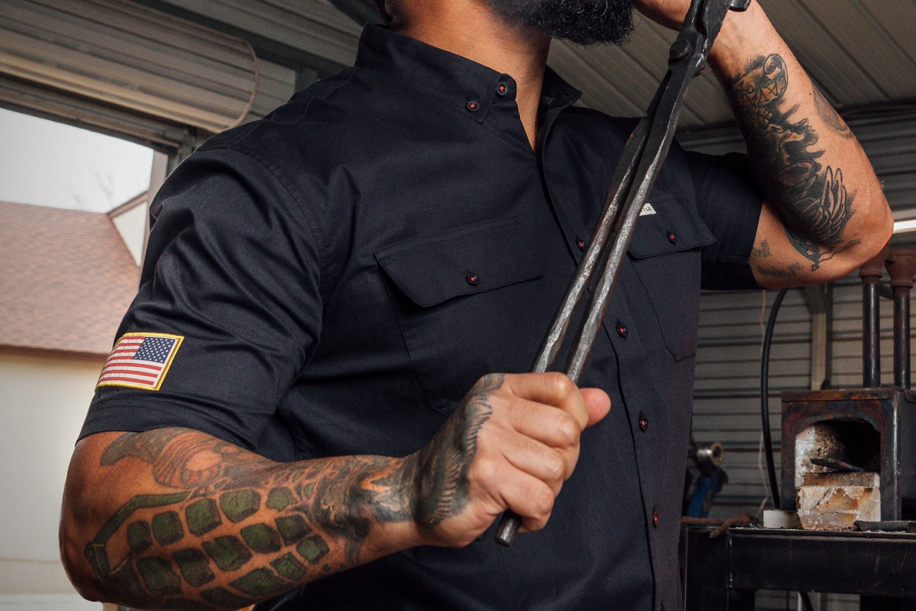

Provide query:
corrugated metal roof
left=148, top=0, right=916, bottom=130
left=551, top=0, right=916, bottom=128
left=147, top=0, right=362, bottom=71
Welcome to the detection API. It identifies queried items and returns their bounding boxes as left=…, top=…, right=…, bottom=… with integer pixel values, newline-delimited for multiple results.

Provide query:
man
left=60, top=0, right=892, bottom=609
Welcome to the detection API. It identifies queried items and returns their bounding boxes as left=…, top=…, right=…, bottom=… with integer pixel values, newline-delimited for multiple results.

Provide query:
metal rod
left=885, top=250, right=916, bottom=389
left=893, top=286, right=910, bottom=389
left=859, top=245, right=888, bottom=388
left=863, top=281, right=881, bottom=387
left=529, top=116, right=651, bottom=376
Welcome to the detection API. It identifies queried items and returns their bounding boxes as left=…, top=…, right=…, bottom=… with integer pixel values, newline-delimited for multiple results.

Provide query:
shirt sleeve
left=80, top=148, right=323, bottom=450
left=686, top=150, right=764, bottom=291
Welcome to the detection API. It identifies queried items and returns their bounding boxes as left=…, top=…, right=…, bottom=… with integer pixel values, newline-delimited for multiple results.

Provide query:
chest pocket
left=375, top=217, right=546, bottom=414
left=626, top=193, right=715, bottom=361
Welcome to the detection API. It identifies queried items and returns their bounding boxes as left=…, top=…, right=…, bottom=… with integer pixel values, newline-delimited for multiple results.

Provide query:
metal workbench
left=682, top=526, right=916, bottom=610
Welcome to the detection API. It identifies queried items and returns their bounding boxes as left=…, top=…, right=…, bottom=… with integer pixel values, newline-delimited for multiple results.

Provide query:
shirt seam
left=291, top=67, right=357, bottom=125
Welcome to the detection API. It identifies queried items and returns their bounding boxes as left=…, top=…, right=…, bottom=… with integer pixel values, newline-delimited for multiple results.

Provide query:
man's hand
left=407, top=373, right=611, bottom=547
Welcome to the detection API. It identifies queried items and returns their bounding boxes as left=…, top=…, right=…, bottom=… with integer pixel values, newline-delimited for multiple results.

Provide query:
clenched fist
left=405, top=372, right=611, bottom=547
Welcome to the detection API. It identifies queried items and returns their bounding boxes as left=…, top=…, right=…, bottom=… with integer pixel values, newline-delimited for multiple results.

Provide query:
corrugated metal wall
left=246, top=59, right=296, bottom=122
left=0, top=0, right=298, bottom=153
left=0, top=0, right=260, bottom=134
left=685, top=110, right=916, bottom=610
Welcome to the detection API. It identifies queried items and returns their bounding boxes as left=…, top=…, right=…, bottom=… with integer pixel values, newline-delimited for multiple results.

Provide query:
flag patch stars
left=97, top=332, right=183, bottom=391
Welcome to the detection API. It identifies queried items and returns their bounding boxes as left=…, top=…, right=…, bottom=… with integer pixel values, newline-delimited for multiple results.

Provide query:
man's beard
left=487, top=0, right=634, bottom=46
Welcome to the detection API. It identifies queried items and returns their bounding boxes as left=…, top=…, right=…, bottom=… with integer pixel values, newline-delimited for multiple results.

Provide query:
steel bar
left=493, top=0, right=751, bottom=547
left=894, top=287, right=910, bottom=389
left=683, top=527, right=916, bottom=609
left=858, top=245, right=888, bottom=388
left=886, top=250, right=916, bottom=389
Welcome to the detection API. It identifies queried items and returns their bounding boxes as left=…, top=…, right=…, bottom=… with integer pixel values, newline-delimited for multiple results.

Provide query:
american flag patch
left=97, top=333, right=183, bottom=391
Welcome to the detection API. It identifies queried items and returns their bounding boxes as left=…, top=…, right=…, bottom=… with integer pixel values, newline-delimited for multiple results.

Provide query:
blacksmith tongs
left=494, top=0, right=752, bottom=547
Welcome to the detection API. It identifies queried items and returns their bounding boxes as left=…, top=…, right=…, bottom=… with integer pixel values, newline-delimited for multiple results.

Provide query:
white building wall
left=110, top=203, right=147, bottom=268
left=0, top=351, right=103, bottom=610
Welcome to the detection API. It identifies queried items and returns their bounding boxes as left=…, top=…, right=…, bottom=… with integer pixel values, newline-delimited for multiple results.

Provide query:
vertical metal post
left=886, top=250, right=916, bottom=389
left=859, top=246, right=889, bottom=388
left=894, top=287, right=911, bottom=389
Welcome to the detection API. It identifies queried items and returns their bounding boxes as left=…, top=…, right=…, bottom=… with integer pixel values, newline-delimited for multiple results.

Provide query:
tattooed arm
left=60, top=373, right=610, bottom=610
left=637, top=0, right=893, bottom=287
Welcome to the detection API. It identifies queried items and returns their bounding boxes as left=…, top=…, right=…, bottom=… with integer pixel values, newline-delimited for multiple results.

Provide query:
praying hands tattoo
left=729, top=54, right=859, bottom=273
left=83, top=376, right=499, bottom=610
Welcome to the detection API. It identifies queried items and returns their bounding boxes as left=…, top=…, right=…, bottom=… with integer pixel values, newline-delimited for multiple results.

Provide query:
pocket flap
left=375, top=217, right=545, bottom=308
left=627, top=194, right=716, bottom=259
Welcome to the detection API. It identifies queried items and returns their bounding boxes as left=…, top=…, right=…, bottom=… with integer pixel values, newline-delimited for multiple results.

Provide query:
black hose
left=763, top=291, right=817, bottom=611
left=799, top=592, right=815, bottom=611
left=761, top=287, right=788, bottom=511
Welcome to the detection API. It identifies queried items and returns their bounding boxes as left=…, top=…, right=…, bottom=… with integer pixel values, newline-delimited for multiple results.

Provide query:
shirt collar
left=355, top=25, right=582, bottom=123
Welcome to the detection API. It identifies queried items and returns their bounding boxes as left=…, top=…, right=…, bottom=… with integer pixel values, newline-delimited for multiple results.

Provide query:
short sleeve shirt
left=81, top=24, right=763, bottom=611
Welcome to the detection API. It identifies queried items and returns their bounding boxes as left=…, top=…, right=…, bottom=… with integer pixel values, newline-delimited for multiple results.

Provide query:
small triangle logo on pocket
left=640, top=203, right=657, bottom=216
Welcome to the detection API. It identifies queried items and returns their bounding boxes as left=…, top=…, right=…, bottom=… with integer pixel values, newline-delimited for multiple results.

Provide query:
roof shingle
left=0, top=201, right=140, bottom=356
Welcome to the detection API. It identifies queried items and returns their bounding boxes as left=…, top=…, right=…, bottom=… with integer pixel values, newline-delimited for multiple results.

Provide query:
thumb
left=580, top=388, right=611, bottom=428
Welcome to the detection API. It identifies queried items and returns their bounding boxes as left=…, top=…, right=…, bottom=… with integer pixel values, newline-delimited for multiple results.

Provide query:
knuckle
left=535, top=487, right=555, bottom=516
left=467, top=454, right=495, bottom=485
left=545, top=452, right=566, bottom=481
left=555, top=414, right=581, bottom=447
left=548, top=372, right=575, bottom=397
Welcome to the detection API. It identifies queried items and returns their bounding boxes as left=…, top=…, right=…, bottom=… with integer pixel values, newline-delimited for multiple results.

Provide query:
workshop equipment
left=778, top=249, right=916, bottom=525
left=684, top=441, right=728, bottom=518
left=494, top=0, right=753, bottom=547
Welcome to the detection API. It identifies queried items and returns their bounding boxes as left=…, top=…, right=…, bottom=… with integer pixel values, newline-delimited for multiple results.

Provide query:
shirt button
left=466, top=273, right=479, bottom=286
left=653, top=509, right=659, bottom=528
left=667, top=230, right=677, bottom=244
left=466, top=100, right=480, bottom=112
left=639, top=413, right=649, bottom=432
left=576, top=236, right=587, bottom=251
left=496, top=83, right=508, bottom=96
left=616, top=322, right=628, bottom=338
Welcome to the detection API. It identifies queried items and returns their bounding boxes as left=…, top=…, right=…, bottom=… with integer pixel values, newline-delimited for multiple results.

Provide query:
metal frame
left=683, top=527, right=916, bottom=610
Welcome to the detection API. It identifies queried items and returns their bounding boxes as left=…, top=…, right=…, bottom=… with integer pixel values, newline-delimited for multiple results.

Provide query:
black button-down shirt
left=83, top=25, right=762, bottom=611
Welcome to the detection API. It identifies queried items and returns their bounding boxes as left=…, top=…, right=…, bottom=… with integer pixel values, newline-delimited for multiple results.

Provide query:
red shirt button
left=653, top=510, right=659, bottom=527
left=466, top=100, right=480, bottom=112
left=497, top=83, right=508, bottom=96
left=639, top=414, right=648, bottom=432
left=667, top=231, right=677, bottom=244
left=576, top=236, right=586, bottom=251
left=466, top=273, right=479, bottom=286
left=616, top=323, right=628, bottom=338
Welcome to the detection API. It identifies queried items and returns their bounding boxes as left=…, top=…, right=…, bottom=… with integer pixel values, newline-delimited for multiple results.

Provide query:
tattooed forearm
left=755, top=261, right=803, bottom=278
left=812, top=86, right=854, bottom=139
left=86, top=431, right=419, bottom=609
left=82, top=378, right=502, bottom=609
left=751, top=239, right=772, bottom=259
left=729, top=54, right=857, bottom=271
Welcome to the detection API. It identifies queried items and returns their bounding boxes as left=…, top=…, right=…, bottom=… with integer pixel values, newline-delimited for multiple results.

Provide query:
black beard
left=486, top=0, right=634, bottom=46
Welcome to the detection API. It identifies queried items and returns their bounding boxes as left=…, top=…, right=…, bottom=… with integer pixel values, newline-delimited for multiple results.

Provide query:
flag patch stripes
left=97, top=333, right=183, bottom=391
